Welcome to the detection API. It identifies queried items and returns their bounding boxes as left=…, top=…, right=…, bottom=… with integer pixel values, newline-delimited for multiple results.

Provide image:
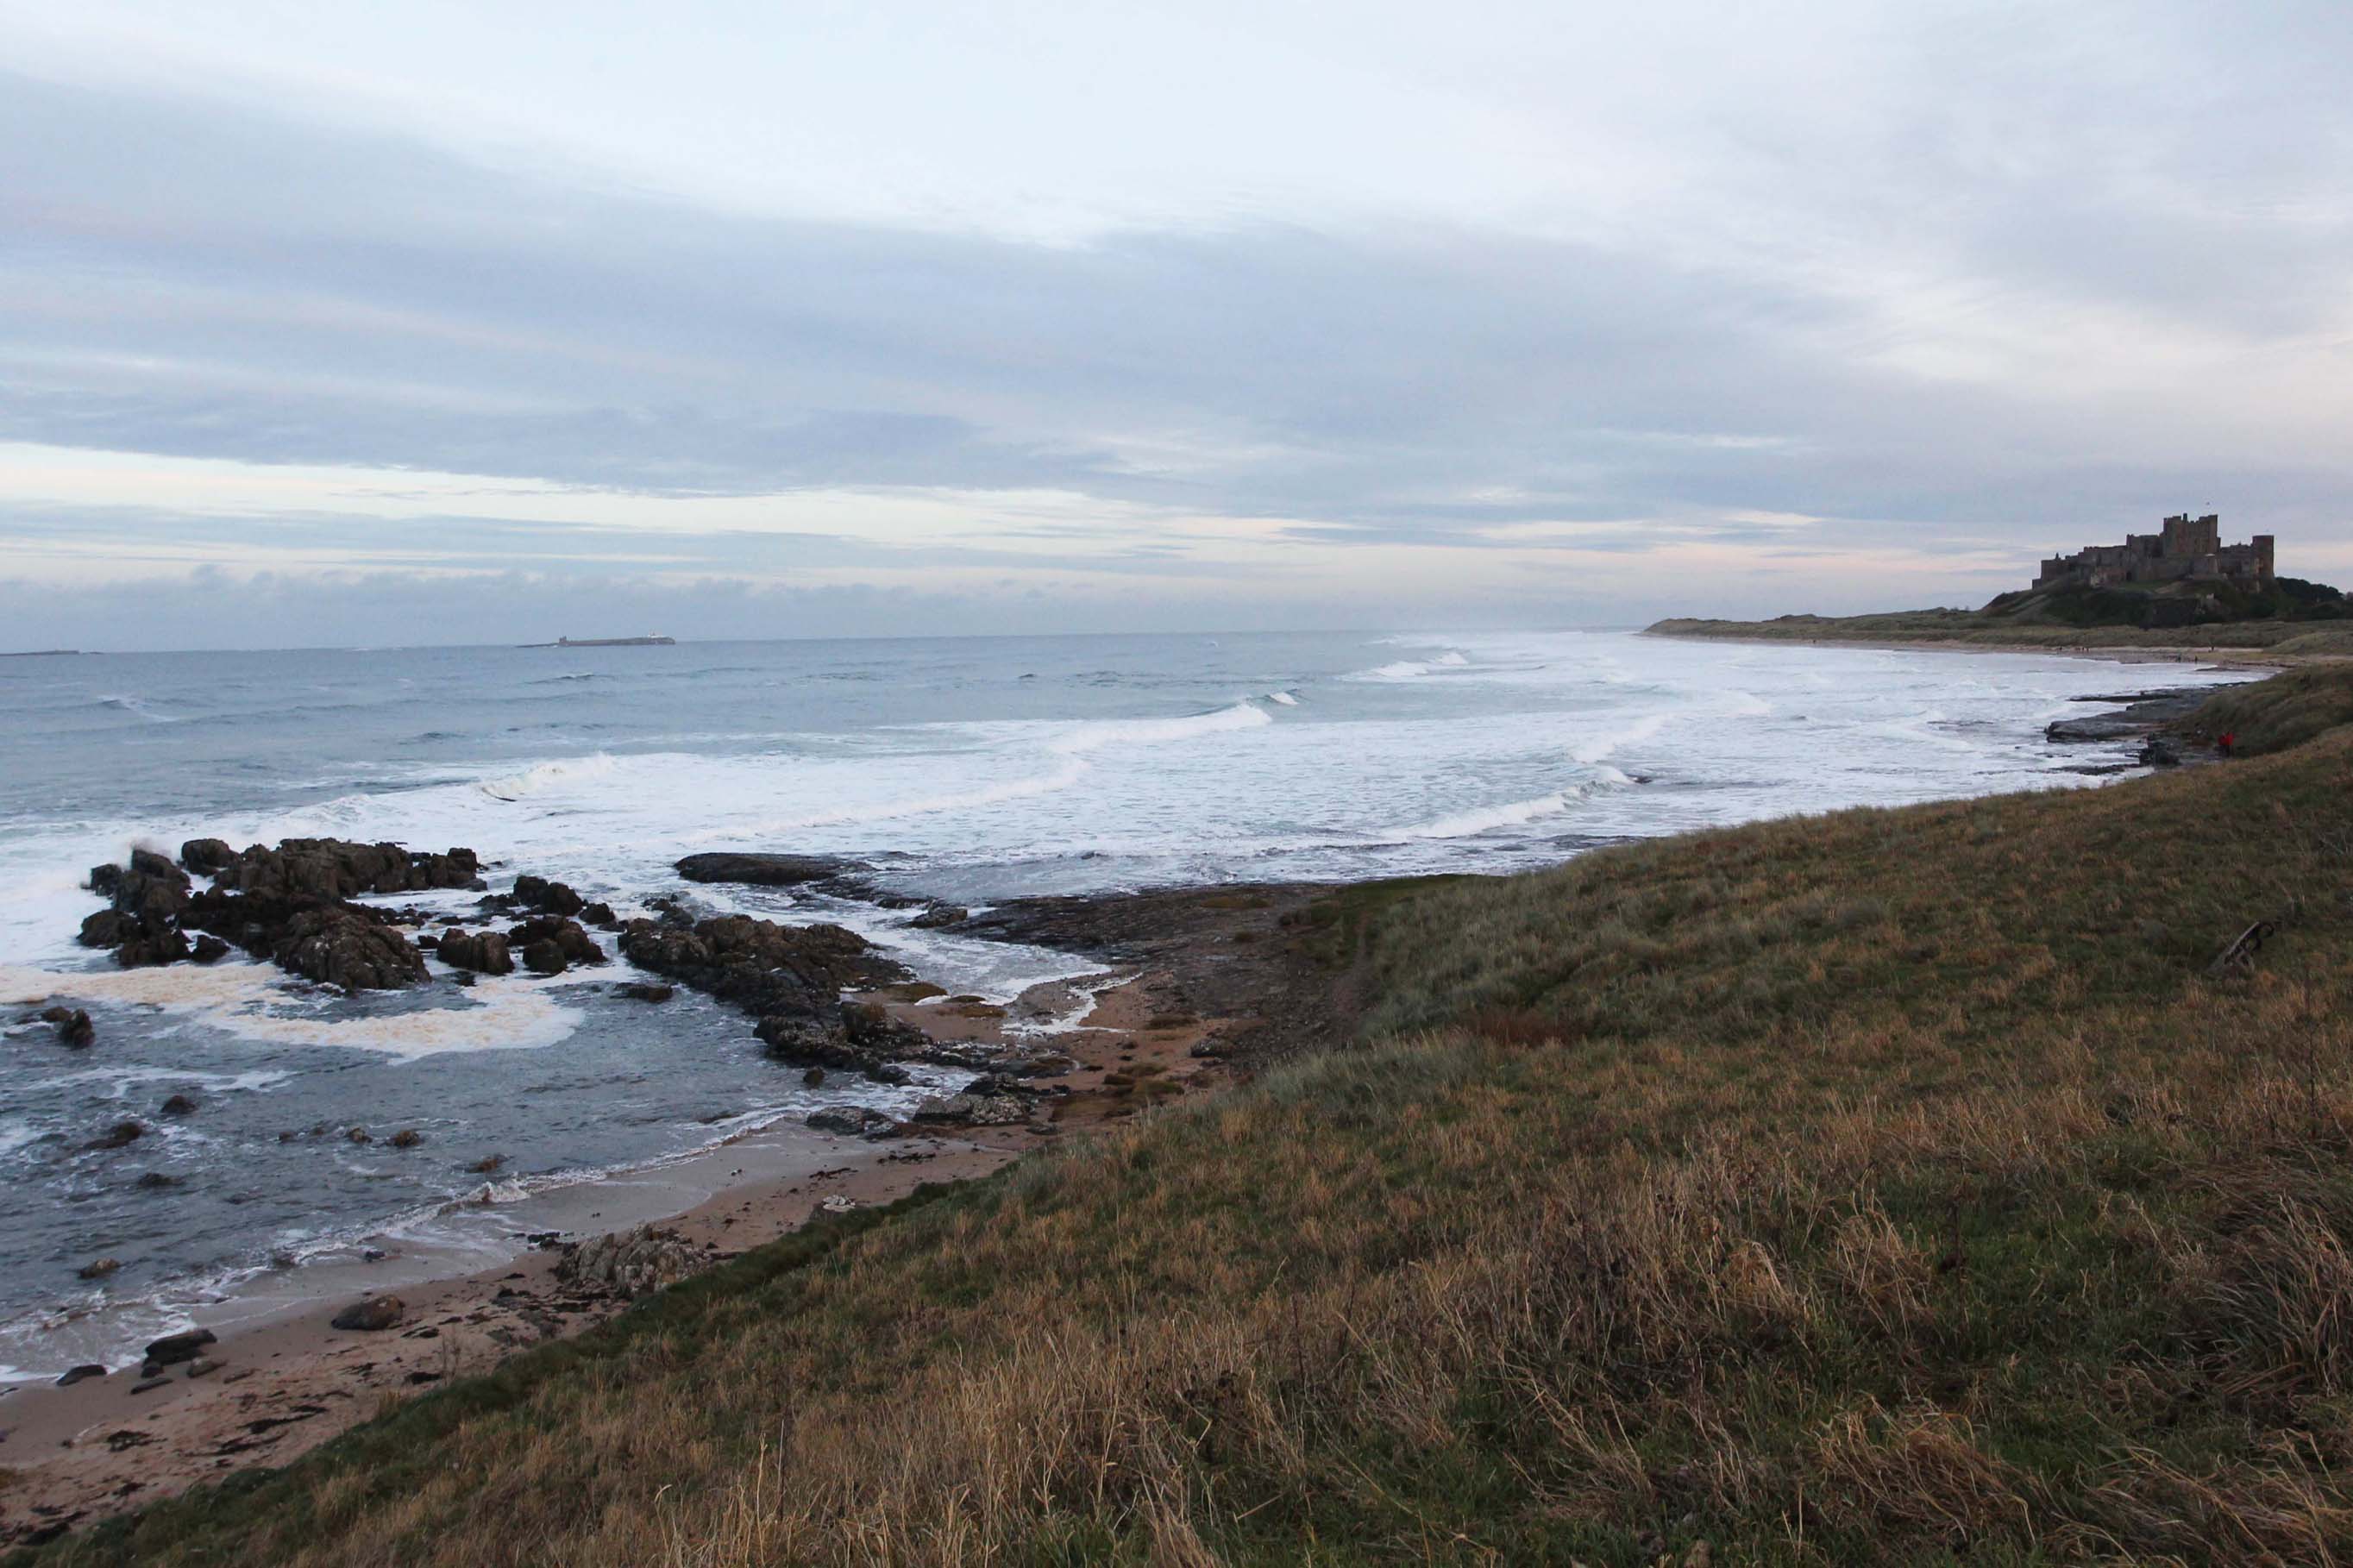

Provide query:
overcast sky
left=3, top=0, right=2348, bottom=649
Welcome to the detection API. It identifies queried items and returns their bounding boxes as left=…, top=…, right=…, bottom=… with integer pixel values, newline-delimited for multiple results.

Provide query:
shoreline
left=1641, top=625, right=2302, bottom=668
left=0, top=880, right=1324, bottom=1546
left=0, top=638, right=2259, bottom=1546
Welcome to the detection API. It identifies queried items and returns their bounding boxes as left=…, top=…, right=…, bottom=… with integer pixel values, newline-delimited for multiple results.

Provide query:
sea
left=0, top=628, right=2246, bottom=1378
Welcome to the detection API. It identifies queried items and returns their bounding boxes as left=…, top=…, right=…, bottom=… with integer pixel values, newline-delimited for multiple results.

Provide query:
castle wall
left=2031, top=514, right=2273, bottom=592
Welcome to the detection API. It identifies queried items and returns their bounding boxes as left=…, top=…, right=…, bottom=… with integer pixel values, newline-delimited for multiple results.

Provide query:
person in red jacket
left=2218, top=731, right=2237, bottom=757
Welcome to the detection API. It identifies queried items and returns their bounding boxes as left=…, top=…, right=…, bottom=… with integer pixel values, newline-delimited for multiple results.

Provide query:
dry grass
left=28, top=675, right=2353, bottom=1565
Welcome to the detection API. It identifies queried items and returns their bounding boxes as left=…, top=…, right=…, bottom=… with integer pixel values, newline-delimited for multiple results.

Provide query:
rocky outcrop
left=675, top=852, right=853, bottom=887
left=620, top=913, right=919, bottom=1076
left=555, top=1226, right=697, bottom=1298
left=273, top=906, right=429, bottom=990
left=909, top=1093, right=1028, bottom=1127
left=329, top=1295, right=405, bottom=1332
left=509, top=875, right=585, bottom=917
left=179, top=838, right=235, bottom=875
left=619, top=914, right=901, bottom=1012
left=46, top=1007, right=95, bottom=1048
left=83, top=853, right=193, bottom=968
left=805, top=1106, right=901, bottom=1137
left=211, top=840, right=482, bottom=900
left=506, top=917, right=606, bottom=973
left=74, top=837, right=484, bottom=991
left=142, top=1328, right=216, bottom=1369
left=436, top=928, right=515, bottom=975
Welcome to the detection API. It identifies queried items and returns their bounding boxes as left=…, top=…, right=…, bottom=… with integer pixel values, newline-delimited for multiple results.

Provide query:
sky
left=2, top=0, right=2349, bottom=649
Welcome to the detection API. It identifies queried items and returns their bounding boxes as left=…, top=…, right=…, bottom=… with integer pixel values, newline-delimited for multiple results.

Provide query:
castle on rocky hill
left=2034, top=513, right=2274, bottom=591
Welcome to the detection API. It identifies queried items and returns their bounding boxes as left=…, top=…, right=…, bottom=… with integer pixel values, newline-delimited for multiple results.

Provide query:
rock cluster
left=619, top=912, right=920, bottom=1078
left=75, top=837, right=486, bottom=993
left=555, top=1226, right=697, bottom=1298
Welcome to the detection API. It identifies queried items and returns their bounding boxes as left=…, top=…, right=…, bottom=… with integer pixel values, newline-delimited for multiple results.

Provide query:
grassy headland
left=20, top=669, right=2353, bottom=1565
left=1650, top=575, right=2353, bottom=659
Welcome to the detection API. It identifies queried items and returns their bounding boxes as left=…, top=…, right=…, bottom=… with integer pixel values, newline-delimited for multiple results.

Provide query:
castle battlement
left=2034, top=513, right=2274, bottom=592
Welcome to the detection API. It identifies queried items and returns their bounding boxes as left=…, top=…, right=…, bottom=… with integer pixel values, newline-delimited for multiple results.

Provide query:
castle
left=2034, top=513, right=2274, bottom=591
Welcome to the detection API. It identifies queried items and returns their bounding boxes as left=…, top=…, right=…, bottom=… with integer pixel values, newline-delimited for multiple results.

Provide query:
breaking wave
left=479, top=753, right=619, bottom=801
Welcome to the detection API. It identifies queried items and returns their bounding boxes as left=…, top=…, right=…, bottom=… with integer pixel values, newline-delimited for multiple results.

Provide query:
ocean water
left=0, top=629, right=2243, bottom=1377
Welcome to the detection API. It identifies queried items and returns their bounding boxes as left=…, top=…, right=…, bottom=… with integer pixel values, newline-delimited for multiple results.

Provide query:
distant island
left=1652, top=511, right=2353, bottom=660
left=523, top=635, right=678, bottom=649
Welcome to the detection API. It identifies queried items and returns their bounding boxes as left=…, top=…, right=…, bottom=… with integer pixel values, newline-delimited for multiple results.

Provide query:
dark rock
left=78, top=1258, right=121, bottom=1280
left=908, top=903, right=968, bottom=929
left=211, top=839, right=480, bottom=900
left=521, top=938, right=568, bottom=975
left=131, top=1375, right=173, bottom=1394
left=179, top=837, right=235, bottom=875
left=87, top=862, right=123, bottom=898
left=130, top=847, right=181, bottom=881
left=508, top=917, right=606, bottom=968
left=863, top=1063, right=913, bottom=1086
left=675, top=852, right=854, bottom=887
left=467, top=1153, right=506, bottom=1174
left=40, top=1005, right=73, bottom=1024
left=56, top=1009, right=95, bottom=1049
left=273, top=906, right=428, bottom=990
left=116, top=917, right=192, bottom=969
left=329, top=1295, right=405, bottom=1332
left=580, top=901, right=617, bottom=925
left=802, top=1067, right=825, bottom=1087
left=189, top=933, right=232, bottom=964
left=620, top=913, right=904, bottom=1016
left=85, top=1120, right=142, bottom=1151
left=56, top=1364, right=107, bottom=1387
left=806, top=1106, right=900, bottom=1138
left=135, top=1171, right=179, bottom=1189
left=388, top=1128, right=423, bottom=1148
left=347, top=1127, right=373, bottom=1145
left=142, top=1327, right=216, bottom=1366
left=436, top=928, right=515, bottom=975
left=78, top=909, right=134, bottom=949
left=161, top=1093, right=197, bottom=1115
left=620, top=982, right=675, bottom=1003
left=511, top=875, right=585, bottom=917
left=909, top=1093, right=1027, bottom=1127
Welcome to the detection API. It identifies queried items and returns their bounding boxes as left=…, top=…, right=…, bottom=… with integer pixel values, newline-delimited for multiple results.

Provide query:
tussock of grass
left=26, top=684, right=2353, bottom=1565
left=2187, top=663, right=2353, bottom=755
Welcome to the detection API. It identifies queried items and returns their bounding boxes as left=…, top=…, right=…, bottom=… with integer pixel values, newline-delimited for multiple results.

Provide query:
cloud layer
left=2, top=1, right=2349, bottom=648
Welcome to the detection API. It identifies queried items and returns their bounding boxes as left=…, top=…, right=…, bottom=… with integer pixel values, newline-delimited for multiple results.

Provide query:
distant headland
left=522, top=635, right=678, bottom=649
left=1650, top=511, right=2350, bottom=661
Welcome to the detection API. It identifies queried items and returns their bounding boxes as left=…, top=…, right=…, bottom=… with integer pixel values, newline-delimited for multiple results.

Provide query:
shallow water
left=0, top=629, right=2245, bottom=1376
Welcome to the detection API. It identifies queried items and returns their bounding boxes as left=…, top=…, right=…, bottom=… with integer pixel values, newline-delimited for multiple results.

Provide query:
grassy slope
left=23, top=673, right=2353, bottom=1565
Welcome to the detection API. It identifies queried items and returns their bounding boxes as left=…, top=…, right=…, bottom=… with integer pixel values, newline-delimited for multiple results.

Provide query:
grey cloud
left=3, top=22, right=2352, bottom=649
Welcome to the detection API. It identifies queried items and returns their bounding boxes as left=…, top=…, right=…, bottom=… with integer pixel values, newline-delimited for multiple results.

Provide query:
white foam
left=1402, top=793, right=1573, bottom=839
left=1266, top=690, right=1300, bottom=706
left=0, top=960, right=584, bottom=1062
left=1347, top=660, right=1433, bottom=681
left=479, top=752, right=618, bottom=801
left=1568, top=712, right=1672, bottom=763
left=1047, top=700, right=1271, bottom=755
